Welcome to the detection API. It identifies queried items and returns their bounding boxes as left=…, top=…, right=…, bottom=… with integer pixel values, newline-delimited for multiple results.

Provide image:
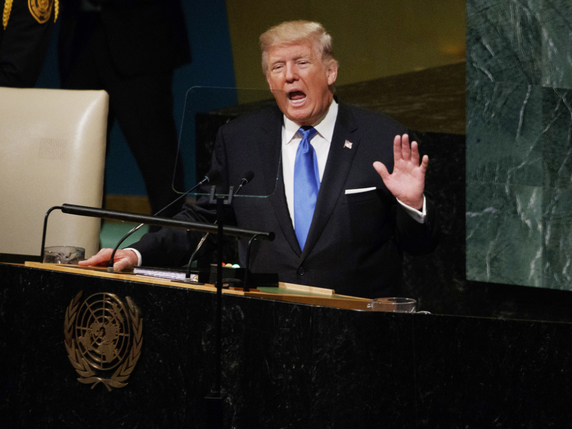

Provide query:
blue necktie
left=294, top=126, right=319, bottom=250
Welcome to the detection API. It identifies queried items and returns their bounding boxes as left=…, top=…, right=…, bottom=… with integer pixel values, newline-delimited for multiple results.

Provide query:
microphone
left=233, top=170, right=254, bottom=196
left=185, top=171, right=255, bottom=281
left=157, top=169, right=220, bottom=218
left=107, top=168, right=220, bottom=271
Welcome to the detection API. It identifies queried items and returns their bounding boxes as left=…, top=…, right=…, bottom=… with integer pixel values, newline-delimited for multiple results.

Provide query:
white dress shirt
left=282, top=101, right=338, bottom=228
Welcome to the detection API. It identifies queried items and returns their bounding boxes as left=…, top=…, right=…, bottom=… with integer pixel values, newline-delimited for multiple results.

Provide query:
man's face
left=265, top=41, right=338, bottom=126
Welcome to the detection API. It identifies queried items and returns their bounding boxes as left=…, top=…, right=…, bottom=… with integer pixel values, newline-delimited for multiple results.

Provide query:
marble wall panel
left=542, top=187, right=572, bottom=289
left=542, top=87, right=572, bottom=189
left=467, top=181, right=543, bottom=286
left=467, top=0, right=542, bottom=85
left=467, top=0, right=572, bottom=290
left=540, top=2, right=572, bottom=88
left=466, top=81, right=543, bottom=187
left=466, top=80, right=544, bottom=287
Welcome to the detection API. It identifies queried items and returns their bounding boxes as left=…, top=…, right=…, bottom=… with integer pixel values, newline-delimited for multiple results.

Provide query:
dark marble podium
left=2, top=262, right=572, bottom=429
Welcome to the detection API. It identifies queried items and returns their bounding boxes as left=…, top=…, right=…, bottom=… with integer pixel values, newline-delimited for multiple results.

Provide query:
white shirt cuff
left=397, top=195, right=426, bottom=224
left=124, top=247, right=142, bottom=266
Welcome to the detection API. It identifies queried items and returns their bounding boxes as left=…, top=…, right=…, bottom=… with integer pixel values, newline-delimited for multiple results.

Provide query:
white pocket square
left=345, top=187, right=376, bottom=195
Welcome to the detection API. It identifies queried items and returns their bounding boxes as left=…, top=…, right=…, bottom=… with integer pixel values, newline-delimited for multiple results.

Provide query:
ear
left=326, top=61, right=338, bottom=86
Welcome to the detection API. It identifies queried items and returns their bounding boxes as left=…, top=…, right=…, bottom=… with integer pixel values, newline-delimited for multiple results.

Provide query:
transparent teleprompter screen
left=172, top=86, right=283, bottom=200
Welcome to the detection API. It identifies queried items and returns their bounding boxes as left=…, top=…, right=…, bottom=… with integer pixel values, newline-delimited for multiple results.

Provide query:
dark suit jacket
left=132, top=104, right=439, bottom=298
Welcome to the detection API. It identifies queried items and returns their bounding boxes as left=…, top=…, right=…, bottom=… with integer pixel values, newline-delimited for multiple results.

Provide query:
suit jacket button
left=297, top=266, right=305, bottom=276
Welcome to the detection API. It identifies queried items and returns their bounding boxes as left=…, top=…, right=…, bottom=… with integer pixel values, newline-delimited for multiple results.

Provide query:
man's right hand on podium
left=79, top=248, right=138, bottom=272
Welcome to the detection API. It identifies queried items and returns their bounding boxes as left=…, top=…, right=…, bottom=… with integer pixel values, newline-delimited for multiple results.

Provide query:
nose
left=285, top=63, right=298, bottom=83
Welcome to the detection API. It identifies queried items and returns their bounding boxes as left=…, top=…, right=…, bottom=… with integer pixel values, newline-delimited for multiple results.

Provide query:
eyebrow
left=270, top=53, right=313, bottom=66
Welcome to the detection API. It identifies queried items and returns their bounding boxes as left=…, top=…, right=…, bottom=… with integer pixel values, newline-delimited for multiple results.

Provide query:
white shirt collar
left=283, top=100, right=338, bottom=143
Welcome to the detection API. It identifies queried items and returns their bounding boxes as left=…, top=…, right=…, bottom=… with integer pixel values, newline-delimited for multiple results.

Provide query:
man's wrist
left=124, top=248, right=142, bottom=266
left=397, top=195, right=426, bottom=224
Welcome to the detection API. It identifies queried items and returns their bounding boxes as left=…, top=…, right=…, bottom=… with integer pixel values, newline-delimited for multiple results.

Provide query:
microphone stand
left=205, top=184, right=235, bottom=429
left=242, top=234, right=264, bottom=293
left=204, top=178, right=263, bottom=428
left=182, top=173, right=255, bottom=427
left=184, top=171, right=254, bottom=282
left=184, top=233, right=209, bottom=282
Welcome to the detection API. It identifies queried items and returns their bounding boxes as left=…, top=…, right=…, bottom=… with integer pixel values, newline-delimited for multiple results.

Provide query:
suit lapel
left=257, top=108, right=284, bottom=197
left=302, top=105, right=359, bottom=258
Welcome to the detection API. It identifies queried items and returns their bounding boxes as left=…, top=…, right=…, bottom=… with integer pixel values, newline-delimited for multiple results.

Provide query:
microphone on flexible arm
left=233, top=170, right=254, bottom=195
left=184, top=171, right=255, bottom=282
left=107, top=168, right=220, bottom=272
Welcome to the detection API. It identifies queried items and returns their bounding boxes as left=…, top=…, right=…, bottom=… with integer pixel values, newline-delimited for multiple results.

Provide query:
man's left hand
left=373, top=134, right=428, bottom=210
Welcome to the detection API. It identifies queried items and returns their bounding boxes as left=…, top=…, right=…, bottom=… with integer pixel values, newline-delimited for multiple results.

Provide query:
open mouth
left=288, top=90, right=306, bottom=105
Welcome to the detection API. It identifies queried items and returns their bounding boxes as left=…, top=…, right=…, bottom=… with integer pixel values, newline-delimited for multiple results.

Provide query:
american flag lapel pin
left=344, top=140, right=353, bottom=149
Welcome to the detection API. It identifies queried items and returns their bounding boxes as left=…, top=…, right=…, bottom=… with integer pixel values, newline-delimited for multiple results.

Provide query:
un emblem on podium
left=64, top=292, right=143, bottom=391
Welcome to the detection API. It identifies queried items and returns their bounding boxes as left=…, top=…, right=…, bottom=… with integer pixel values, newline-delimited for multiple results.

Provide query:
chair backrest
left=0, top=87, right=109, bottom=261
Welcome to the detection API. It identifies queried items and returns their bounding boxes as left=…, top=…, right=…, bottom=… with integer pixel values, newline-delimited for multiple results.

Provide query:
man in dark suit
left=58, top=0, right=190, bottom=220
left=80, top=20, right=439, bottom=298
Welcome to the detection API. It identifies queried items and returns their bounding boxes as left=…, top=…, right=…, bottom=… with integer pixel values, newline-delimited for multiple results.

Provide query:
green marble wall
left=467, top=0, right=572, bottom=289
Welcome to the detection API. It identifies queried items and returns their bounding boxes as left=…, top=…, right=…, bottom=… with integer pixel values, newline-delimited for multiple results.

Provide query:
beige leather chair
left=0, top=87, right=109, bottom=261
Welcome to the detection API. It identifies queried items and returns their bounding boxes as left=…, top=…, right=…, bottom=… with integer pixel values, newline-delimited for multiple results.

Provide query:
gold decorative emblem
left=28, top=0, right=54, bottom=24
left=64, top=291, right=143, bottom=391
left=4, top=0, right=57, bottom=30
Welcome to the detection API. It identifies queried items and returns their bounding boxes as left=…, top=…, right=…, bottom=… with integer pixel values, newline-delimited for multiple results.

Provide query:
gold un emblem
left=64, top=291, right=143, bottom=391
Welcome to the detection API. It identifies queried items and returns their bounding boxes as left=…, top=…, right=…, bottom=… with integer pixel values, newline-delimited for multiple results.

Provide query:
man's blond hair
left=260, top=20, right=337, bottom=74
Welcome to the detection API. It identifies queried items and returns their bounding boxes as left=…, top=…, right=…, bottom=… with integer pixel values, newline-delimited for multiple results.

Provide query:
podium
left=2, top=262, right=572, bottom=428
